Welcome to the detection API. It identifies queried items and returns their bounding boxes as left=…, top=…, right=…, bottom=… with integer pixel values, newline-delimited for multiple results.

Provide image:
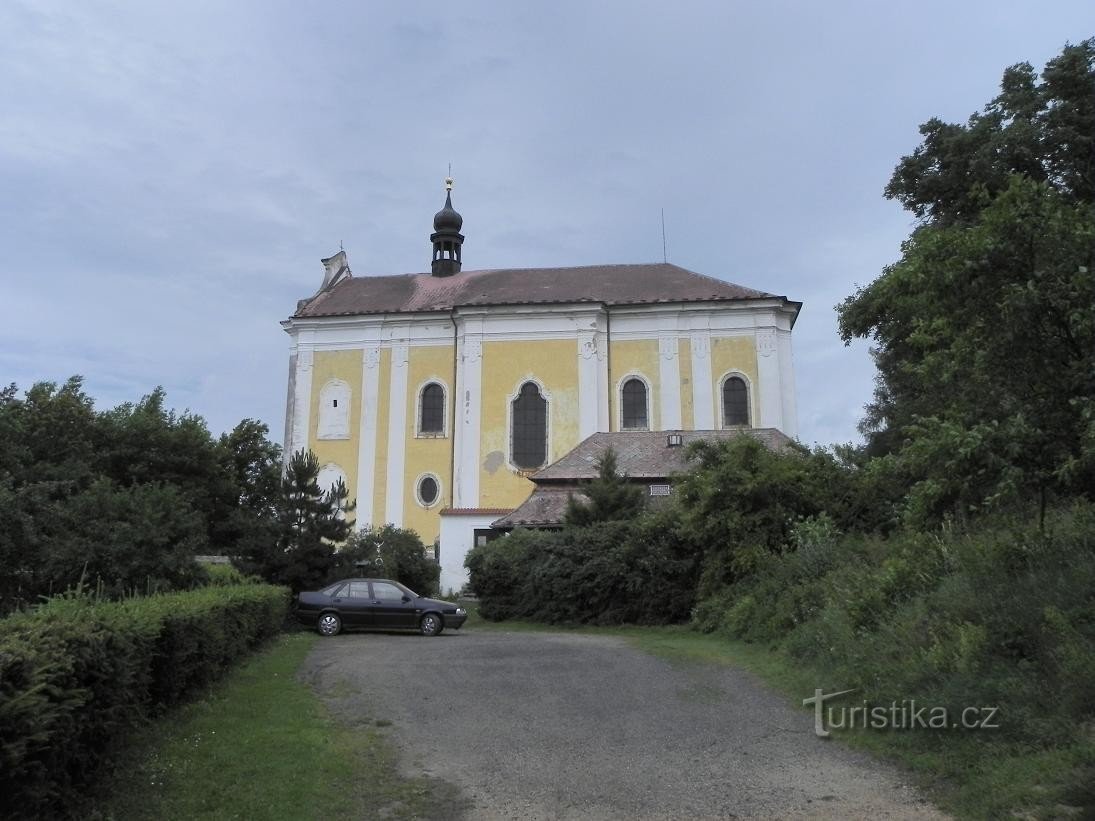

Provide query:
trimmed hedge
left=0, top=583, right=288, bottom=818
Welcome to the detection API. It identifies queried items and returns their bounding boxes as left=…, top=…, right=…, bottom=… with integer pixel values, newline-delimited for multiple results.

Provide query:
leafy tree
left=564, top=448, right=645, bottom=527
left=0, top=378, right=289, bottom=611
left=838, top=40, right=1095, bottom=521
left=675, top=437, right=857, bottom=595
left=334, top=525, right=439, bottom=596
left=210, top=419, right=282, bottom=557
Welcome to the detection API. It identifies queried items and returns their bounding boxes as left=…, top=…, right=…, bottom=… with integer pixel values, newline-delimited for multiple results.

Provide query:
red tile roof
left=294, top=263, right=797, bottom=318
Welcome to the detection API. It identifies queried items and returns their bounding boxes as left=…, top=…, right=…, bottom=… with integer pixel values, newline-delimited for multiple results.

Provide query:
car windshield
left=394, top=581, right=418, bottom=598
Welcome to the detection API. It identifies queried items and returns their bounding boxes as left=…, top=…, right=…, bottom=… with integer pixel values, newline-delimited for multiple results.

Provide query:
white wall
left=438, top=513, right=499, bottom=595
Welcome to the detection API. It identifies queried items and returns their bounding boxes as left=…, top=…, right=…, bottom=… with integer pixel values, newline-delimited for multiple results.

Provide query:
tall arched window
left=419, top=382, right=445, bottom=434
left=722, top=375, right=750, bottom=427
left=621, top=378, right=649, bottom=430
left=511, top=382, right=548, bottom=469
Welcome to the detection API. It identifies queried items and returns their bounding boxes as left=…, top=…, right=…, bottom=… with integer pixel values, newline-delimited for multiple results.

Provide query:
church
left=282, top=180, right=801, bottom=591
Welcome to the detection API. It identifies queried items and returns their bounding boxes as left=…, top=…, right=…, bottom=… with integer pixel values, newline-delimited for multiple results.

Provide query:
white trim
left=658, top=334, right=682, bottom=430
left=355, top=343, right=381, bottom=529
left=414, top=377, right=450, bottom=437
left=777, top=329, right=798, bottom=438
left=414, top=472, right=443, bottom=508
left=290, top=346, right=313, bottom=457
left=717, top=370, right=754, bottom=428
left=384, top=342, right=410, bottom=525
left=454, top=331, right=483, bottom=507
left=506, top=376, right=553, bottom=472
left=754, top=328, right=784, bottom=431
left=615, top=371, right=652, bottom=431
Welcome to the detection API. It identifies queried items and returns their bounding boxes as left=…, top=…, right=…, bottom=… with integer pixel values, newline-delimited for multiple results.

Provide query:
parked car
left=295, top=578, right=467, bottom=637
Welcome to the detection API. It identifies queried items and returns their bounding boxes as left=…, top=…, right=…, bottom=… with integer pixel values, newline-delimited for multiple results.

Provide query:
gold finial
left=444, top=176, right=454, bottom=191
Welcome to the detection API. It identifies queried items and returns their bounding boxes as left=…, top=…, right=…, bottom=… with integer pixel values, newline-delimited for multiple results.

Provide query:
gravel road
left=303, top=629, right=946, bottom=820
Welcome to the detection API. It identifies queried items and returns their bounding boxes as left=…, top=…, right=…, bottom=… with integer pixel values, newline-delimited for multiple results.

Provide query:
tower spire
left=430, top=176, right=464, bottom=276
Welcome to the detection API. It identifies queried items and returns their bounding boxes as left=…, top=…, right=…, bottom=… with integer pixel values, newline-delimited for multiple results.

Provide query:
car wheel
left=419, top=613, right=443, bottom=637
left=318, top=612, right=342, bottom=637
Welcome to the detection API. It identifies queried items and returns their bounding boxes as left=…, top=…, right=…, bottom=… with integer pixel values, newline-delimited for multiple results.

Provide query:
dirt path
left=303, top=629, right=946, bottom=820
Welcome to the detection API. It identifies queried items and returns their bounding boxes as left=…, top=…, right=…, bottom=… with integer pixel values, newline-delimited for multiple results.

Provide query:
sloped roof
left=294, top=263, right=793, bottom=318
left=490, top=487, right=578, bottom=529
left=532, top=428, right=797, bottom=482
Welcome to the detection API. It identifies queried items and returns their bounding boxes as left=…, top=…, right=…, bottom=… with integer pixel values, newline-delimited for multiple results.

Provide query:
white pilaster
left=577, top=329, right=600, bottom=439
left=290, top=346, right=313, bottom=458
left=777, top=329, right=798, bottom=439
left=755, top=328, right=784, bottom=431
left=658, top=335, right=682, bottom=430
left=596, top=321, right=610, bottom=432
left=384, top=341, right=409, bottom=525
left=454, top=332, right=483, bottom=507
left=355, top=344, right=381, bottom=528
left=690, top=331, right=714, bottom=429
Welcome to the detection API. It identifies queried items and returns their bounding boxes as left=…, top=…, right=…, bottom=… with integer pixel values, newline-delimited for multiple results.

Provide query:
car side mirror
left=401, top=595, right=411, bottom=603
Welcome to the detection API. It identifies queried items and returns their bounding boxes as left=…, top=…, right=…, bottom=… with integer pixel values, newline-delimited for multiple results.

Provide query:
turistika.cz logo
left=802, top=689, right=1000, bottom=738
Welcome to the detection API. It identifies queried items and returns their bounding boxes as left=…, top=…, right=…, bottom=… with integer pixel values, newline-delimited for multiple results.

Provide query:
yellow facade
left=709, top=336, right=760, bottom=425
left=478, top=338, right=580, bottom=509
left=302, top=332, right=760, bottom=534
left=401, top=345, right=456, bottom=543
left=608, top=339, right=660, bottom=431
left=307, top=349, right=363, bottom=505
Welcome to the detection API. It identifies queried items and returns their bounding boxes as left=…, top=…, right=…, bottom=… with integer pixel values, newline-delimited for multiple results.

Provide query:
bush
left=697, top=505, right=1095, bottom=745
left=333, top=526, right=440, bottom=596
left=0, top=583, right=288, bottom=819
left=467, top=511, right=700, bottom=625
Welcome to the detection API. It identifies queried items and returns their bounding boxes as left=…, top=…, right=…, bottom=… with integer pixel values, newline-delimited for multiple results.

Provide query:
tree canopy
left=838, top=39, right=1095, bottom=521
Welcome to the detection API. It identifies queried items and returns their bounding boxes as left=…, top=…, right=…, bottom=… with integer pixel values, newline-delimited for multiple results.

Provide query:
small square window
left=332, top=399, right=338, bottom=407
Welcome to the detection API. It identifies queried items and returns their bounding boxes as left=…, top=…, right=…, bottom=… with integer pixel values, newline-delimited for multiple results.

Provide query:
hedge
left=467, top=513, right=701, bottom=625
left=0, top=583, right=288, bottom=818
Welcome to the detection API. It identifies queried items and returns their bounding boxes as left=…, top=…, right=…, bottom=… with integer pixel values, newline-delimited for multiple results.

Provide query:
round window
left=418, top=475, right=439, bottom=507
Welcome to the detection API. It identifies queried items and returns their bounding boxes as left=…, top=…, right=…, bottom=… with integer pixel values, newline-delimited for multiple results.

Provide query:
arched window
left=722, top=375, right=750, bottom=427
left=621, top=377, right=649, bottom=430
left=511, top=381, right=548, bottom=469
left=317, top=380, right=350, bottom=439
left=419, top=382, right=445, bottom=434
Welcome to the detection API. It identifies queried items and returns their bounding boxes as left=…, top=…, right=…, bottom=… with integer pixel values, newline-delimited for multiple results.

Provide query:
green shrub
left=203, top=562, right=261, bottom=586
left=0, top=583, right=287, bottom=819
left=467, top=511, right=700, bottom=625
left=697, top=504, right=1095, bottom=746
left=333, top=525, right=440, bottom=596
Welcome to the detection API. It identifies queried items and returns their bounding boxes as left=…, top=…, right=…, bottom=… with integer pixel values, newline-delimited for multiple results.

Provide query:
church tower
left=430, top=177, right=464, bottom=276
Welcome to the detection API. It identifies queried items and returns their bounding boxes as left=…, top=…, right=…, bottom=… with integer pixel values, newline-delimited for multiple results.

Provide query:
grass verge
left=463, top=605, right=1095, bottom=819
left=96, top=631, right=457, bottom=820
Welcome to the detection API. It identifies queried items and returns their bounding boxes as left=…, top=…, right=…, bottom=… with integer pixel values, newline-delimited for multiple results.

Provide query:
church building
left=282, top=180, right=801, bottom=588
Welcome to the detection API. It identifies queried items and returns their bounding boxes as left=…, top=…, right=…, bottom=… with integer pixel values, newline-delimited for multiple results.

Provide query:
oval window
left=418, top=476, right=439, bottom=506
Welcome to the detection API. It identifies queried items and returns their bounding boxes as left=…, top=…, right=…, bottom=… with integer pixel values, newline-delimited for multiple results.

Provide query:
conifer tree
left=564, top=448, right=644, bottom=527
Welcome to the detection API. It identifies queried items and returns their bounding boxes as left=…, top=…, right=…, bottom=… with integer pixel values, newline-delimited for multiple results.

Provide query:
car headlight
left=456, top=607, right=466, bottom=615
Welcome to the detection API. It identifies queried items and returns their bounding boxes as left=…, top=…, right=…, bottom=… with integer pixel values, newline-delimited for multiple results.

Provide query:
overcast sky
left=2, top=2, right=1090, bottom=448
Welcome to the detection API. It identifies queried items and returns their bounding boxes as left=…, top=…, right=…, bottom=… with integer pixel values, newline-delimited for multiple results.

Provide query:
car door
left=368, top=581, right=417, bottom=629
left=337, top=581, right=375, bottom=627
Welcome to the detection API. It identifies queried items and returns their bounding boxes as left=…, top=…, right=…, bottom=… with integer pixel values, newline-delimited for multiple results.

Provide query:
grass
left=463, top=605, right=1095, bottom=819
left=96, top=632, right=460, bottom=820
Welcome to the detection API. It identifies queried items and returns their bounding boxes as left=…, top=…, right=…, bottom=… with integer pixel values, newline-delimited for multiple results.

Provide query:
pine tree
left=564, top=448, right=645, bottom=527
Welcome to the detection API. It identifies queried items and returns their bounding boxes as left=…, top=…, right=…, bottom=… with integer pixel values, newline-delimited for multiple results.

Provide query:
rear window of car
left=321, top=583, right=345, bottom=597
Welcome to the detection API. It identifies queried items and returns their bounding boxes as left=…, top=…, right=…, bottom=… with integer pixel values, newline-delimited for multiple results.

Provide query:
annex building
left=282, top=181, right=801, bottom=591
